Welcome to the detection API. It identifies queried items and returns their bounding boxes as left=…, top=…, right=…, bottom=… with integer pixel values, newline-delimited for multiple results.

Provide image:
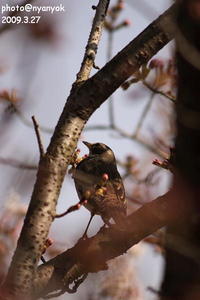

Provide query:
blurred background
left=0, top=0, right=174, bottom=299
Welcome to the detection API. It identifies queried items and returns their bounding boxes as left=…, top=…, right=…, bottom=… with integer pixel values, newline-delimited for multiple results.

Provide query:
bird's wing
left=74, top=156, right=127, bottom=221
left=92, top=180, right=126, bottom=220
left=73, top=157, right=100, bottom=202
left=110, top=177, right=127, bottom=213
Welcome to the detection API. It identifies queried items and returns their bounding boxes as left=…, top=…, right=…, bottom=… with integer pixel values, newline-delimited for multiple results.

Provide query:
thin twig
left=143, top=80, right=176, bottom=102
left=153, top=158, right=174, bottom=172
left=114, top=125, right=167, bottom=158
left=133, top=91, right=155, bottom=137
left=136, top=135, right=168, bottom=158
left=107, top=30, right=115, bottom=127
left=75, top=0, right=110, bottom=85
left=123, top=168, right=161, bottom=185
left=85, top=123, right=167, bottom=157
left=84, top=124, right=111, bottom=131
left=32, top=116, right=45, bottom=158
left=55, top=200, right=87, bottom=218
left=0, top=157, right=37, bottom=170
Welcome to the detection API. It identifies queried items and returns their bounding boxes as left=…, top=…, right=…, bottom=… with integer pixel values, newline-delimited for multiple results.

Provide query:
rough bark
left=161, top=1, right=200, bottom=299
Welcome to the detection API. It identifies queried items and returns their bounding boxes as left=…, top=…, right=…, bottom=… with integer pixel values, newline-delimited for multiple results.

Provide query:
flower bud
left=102, top=173, right=109, bottom=181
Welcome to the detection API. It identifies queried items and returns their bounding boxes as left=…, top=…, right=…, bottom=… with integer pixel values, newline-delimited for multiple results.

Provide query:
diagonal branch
left=32, top=116, right=45, bottom=158
left=143, top=80, right=176, bottom=102
left=75, top=0, right=110, bottom=85
left=133, top=91, right=156, bottom=137
left=32, top=186, right=187, bottom=299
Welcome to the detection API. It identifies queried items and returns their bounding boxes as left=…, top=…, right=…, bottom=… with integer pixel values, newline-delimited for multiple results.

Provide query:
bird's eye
left=92, top=145, right=104, bottom=154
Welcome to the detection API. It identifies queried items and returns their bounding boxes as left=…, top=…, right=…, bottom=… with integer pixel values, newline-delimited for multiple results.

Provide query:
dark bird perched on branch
left=73, top=141, right=127, bottom=236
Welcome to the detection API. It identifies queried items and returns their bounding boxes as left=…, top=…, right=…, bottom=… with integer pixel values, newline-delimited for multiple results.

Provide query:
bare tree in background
left=0, top=0, right=200, bottom=299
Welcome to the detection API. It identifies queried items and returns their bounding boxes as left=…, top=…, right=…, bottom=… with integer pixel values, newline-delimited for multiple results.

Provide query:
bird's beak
left=82, top=141, right=92, bottom=149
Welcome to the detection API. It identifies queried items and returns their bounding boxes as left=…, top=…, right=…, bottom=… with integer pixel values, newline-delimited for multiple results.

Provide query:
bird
left=73, top=141, right=127, bottom=236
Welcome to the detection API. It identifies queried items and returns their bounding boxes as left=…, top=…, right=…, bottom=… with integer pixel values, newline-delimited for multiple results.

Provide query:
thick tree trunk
left=161, top=1, right=200, bottom=299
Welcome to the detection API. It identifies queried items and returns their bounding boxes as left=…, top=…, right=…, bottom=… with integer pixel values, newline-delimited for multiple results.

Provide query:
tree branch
left=133, top=92, right=156, bottom=137
left=32, top=187, right=187, bottom=299
left=75, top=0, right=110, bottom=85
left=143, top=80, right=176, bottom=102
left=0, top=157, right=37, bottom=170
left=32, top=116, right=45, bottom=158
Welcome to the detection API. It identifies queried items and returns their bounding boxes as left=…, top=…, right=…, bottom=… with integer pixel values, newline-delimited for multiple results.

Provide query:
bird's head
left=83, top=141, right=115, bottom=162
